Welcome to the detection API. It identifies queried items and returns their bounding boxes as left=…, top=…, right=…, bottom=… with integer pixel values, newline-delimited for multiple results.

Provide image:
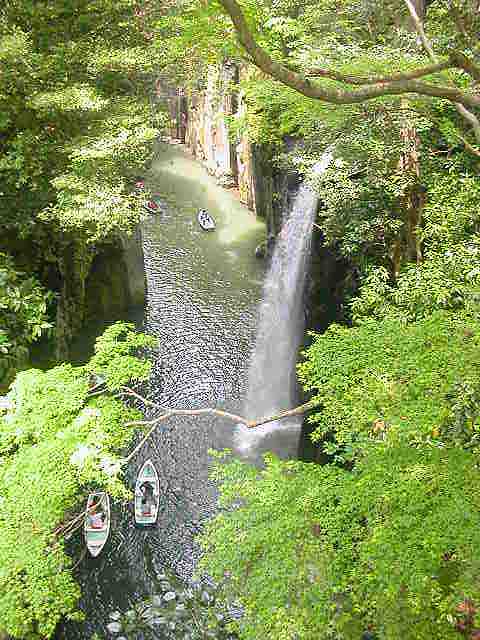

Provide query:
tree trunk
left=398, top=105, right=423, bottom=265
left=390, top=2, right=426, bottom=275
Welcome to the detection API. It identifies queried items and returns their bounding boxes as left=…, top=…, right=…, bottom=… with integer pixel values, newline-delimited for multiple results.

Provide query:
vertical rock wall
left=55, top=231, right=145, bottom=360
left=171, top=62, right=287, bottom=238
left=185, top=64, right=238, bottom=187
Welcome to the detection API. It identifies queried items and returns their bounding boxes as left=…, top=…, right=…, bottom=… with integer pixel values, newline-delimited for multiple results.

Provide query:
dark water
left=60, top=144, right=266, bottom=638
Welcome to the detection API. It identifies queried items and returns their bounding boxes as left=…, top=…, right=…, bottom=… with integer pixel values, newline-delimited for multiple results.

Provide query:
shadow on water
left=58, top=143, right=267, bottom=639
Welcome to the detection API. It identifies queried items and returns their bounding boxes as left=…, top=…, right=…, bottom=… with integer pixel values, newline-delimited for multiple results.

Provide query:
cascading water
left=235, top=153, right=332, bottom=463
left=59, top=143, right=267, bottom=639
left=59, top=143, right=331, bottom=638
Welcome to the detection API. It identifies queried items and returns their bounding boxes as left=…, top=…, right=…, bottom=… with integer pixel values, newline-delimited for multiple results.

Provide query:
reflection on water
left=59, top=144, right=266, bottom=638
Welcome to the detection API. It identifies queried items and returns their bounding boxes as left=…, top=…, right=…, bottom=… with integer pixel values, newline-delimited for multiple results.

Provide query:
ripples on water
left=59, top=145, right=266, bottom=639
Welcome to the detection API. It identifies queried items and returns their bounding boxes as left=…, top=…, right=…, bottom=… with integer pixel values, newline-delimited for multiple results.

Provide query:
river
left=60, top=142, right=267, bottom=638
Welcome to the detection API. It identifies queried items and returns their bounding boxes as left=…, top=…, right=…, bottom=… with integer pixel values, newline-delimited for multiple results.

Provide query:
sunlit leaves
left=43, top=174, right=139, bottom=242
left=299, top=311, right=480, bottom=458
left=29, top=84, right=109, bottom=115
left=0, top=0, right=161, bottom=249
left=0, top=323, right=152, bottom=638
left=88, top=45, right=160, bottom=75
left=86, top=321, right=157, bottom=390
left=0, top=254, right=53, bottom=386
left=201, top=310, right=480, bottom=639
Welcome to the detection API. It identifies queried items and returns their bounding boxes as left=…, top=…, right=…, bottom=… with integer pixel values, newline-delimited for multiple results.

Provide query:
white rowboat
left=135, top=459, right=160, bottom=526
left=84, top=492, right=110, bottom=557
left=197, top=209, right=216, bottom=231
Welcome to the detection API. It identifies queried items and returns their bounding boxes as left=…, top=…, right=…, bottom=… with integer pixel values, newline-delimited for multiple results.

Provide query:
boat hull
left=197, top=210, right=216, bottom=231
left=135, top=459, right=160, bottom=526
left=84, top=492, right=110, bottom=557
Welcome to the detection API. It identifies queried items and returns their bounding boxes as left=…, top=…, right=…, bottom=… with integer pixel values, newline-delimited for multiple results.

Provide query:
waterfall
left=235, top=153, right=332, bottom=462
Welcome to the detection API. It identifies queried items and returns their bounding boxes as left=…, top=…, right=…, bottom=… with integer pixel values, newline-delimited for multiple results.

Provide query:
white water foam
left=235, top=153, right=332, bottom=463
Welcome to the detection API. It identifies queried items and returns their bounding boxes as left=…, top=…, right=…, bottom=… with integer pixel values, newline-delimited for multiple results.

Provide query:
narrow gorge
left=2, top=2, right=480, bottom=639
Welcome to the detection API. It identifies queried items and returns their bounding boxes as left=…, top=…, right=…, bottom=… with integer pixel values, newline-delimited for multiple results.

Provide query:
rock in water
left=163, top=591, right=176, bottom=602
left=106, top=622, right=122, bottom=635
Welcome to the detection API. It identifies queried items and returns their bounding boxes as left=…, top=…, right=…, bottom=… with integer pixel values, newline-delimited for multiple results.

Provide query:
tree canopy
left=214, top=0, right=480, bottom=146
left=0, top=323, right=156, bottom=638
left=1, top=1, right=480, bottom=638
left=201, top=310, right=480, bottom=639
left=0, top=0, right=167, bottom=378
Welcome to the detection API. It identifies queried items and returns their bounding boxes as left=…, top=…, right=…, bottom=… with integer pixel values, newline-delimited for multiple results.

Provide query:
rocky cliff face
left=157, top=64, right=286, bottom=238
left=185, top=63, right=238, bottom=188
left=54, top=232, right=145, bottom=359
left=161, top=63, right=351, bottom=329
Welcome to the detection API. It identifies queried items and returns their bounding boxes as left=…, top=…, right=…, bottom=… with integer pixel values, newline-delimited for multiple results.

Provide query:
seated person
left=139, top=481, right=154, bottom=515
left=88, top=502, right=104, bottom=529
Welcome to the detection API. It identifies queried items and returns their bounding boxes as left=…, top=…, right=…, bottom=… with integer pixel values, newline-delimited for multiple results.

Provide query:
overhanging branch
left=306, top=60, right=452, bottom=85
left=119, top=386, right=317, bottom=462
left=216, top=0, right=480, bottom=110
left=402, top=0, right=480, bottom=149
left=51, top=390, right=319, bottom=543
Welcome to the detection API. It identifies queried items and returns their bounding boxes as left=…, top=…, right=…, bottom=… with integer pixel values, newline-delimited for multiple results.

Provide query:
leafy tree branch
left=402, top=0, right=480, bottom=148
left=215, top=0, right=480, bottom=129
left=305, top=59, right=452, bottom=84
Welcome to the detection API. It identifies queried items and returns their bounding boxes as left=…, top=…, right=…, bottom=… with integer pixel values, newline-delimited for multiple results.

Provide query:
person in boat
left=139, top=481, right=154, bottom=516
left=88, top=501, right=105, bottom=529
left=139, top=481, right=154, bottom=513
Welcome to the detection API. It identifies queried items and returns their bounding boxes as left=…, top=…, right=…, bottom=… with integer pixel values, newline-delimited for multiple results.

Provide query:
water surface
left=61, top=143, right=266, bottom=638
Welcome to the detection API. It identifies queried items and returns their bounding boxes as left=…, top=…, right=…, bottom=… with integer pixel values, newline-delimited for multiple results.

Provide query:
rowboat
left=135, top=459, right=160, bottom=526
left=84, top=492, right=110, bottom=557
left=143, top=199, right=160, bottom=213
left=197, top=209, right=216, bottom=231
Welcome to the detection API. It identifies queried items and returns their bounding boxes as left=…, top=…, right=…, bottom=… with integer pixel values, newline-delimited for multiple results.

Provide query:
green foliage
left=201, top=446, right=480, bottom=640
left=232, top=79, right=358, bottom=146
left=0, top=0, right=167, bottom=375
left=86, top=321, right=157, bottom=390
left=351, top=242, right=480, bottom=322
left=201, top=311, right=480, bottom=639
left=0, top=0, right=164, bottom=289
left=0, top=253, right=53, bottom=386
left=421, top=167, right=480, bottom=249
left=0, top=323, right=152, bottom=638
left=349, top=147, right=480, bottom=321
left=299, top=311, right=480, bottom=460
